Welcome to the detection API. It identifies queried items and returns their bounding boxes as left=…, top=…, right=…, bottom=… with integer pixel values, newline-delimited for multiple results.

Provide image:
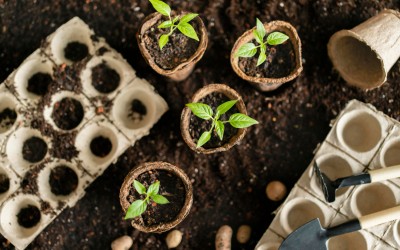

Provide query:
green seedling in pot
left=186, top=100, right=259, bottom=148
left=149, top=0, right=199, bottom=50
left=124, top=180, right=169, bottom=219
left=235, top=18, right=289, bottom=66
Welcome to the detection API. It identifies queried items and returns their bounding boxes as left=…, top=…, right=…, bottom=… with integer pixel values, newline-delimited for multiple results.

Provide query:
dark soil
left=91, top=61, right=120, bottom=94
left=90, top=136, right=113, bottom=157
left=128, top=170, right=186, bottom=226
left=1, top=1, right=400, bottom=250
left=49, top=166, right=78, bottom=196
left=64, top=42, right=89, bottom=62
left=0, top=174, right=10, bottom=194
left=142, top=14, right=200, bottom=70
left=238, top=37, right=296, bottom=78
left=189, top=92, right=239, bottom=148
left=51, top=97, right=84, bottom=130
left=128, top=99, right=147, bottom=122
left=27, top=72, right=53, bottom=96
left=22, top=136, right=48, bottom=163
left=0, top=108, right=17, bottom=131
left=17, top=205, right=41, bottom=228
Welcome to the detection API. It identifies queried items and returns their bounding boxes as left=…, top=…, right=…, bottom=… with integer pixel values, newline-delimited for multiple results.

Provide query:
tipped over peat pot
left=137, top=12, right=208, bottom=81
left=181, top=84, right=248, bottom=154
left=231, top=20, right=302, bottom=92
left=119, top=162, right=193, bottom=233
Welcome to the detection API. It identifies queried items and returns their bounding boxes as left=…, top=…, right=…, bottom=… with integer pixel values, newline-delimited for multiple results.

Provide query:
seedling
left=235, top=18, right=289, bottom=66
left=149, top=0, right=199, bottom=50
left=186, top=100, right=258, bottom=148
left=124, top=180, right=169, bottom=219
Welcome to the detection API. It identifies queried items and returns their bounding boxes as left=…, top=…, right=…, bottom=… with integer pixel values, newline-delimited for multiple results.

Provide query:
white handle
left=369, top=164, right=400, bottom=183
left=359, top=205, right=400, bottom=229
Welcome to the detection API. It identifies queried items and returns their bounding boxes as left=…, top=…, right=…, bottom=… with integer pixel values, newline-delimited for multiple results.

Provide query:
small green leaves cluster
left=149, top=0, right=199, bottom=50
left=235, top=18, right=289, bottom=66
left=186, top=100, right=259, bottom=148
left=124, top=180, right=169, bottom=219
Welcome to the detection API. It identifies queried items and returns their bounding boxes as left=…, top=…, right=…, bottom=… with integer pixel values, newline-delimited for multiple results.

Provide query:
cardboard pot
left=137, top=12, right=208, bottom=81
left=231, top=21, right=303, bottom=92
left=181, top=84, right=248, bottom=154
left=119, top=161, right=193, bottom=233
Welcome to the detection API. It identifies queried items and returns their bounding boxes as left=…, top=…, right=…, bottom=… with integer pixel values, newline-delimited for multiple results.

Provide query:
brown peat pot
left=119, top=161, right=193, bottom=233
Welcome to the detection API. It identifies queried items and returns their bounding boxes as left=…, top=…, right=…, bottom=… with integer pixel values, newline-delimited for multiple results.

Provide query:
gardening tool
left=279, top=205, right=400, bottom=250
left=313, top=161, right=400, bottom=202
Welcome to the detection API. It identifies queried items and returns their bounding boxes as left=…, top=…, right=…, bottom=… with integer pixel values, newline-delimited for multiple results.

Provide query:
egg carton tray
left=256, top=99, right=400, bottom=250
left=0, top=17, right=168, bottom=250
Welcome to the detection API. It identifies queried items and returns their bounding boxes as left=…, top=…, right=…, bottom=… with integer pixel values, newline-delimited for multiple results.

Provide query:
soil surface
left=0, top=174, right=10, bottom=194
left=90, top=136, right=112, bottom=157
left=51, top=97, right=84, bottom=130
left=129, top=99, right=147, bottom=122
left=128, top=170, right=186, bottom=226
left=238, top=37, right=296, bottom=78
left=27, top=72, right=53, bottom=96
left=0, top=108, right=17, bottom=131
left=49, top=166, right=79, bottom=196
left=189, top=92, right=239, bottom=148
left=1, top=1, right=400, bottom=250
left=22, top=137, right=48, bottom=163
left=64, top=42, right=89, bottom=62
left=91, top=61, right=120, bottom=94
left=142, top=14, right=200, bottom=70
left=17, top=205, right=41, bottom=228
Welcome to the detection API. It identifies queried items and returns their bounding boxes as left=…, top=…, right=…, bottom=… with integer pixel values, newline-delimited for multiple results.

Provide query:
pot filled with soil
left=231, top=19, right=302, bottom=92
left=136, top=0, right=208, bottom=81
left=181, top=84, right=258, bottom=154
left=119, top=161, right=192, bottom=233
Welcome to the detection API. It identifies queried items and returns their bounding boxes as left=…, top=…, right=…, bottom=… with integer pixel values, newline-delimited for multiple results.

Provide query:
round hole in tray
left=27, top=72, right=53, bottom=96
left=64, top=41, right=89, bottom=62
left=90, top=136, right=113, bottom=158
left=22, top=136, right=48, bottom=163
left=51, top=97, right=84, bottom=130
left=17, top=204, right=41, bottom=228
left=328, top=231, right=368, bottom=250
left=380, top=138, right=400, bottom=167
left=91, top=61, right=121, bottom=94
left=0, top=94, right=18, bottom=134
left=49, top=165, right=78, bottom=196
left=337, top=110, right=382, bottom=152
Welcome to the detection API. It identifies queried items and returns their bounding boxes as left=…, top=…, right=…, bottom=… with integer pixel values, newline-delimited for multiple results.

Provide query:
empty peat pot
left=328, top=9, right=400, bottom=89
left=119, top=161, right=193, bottom=233
left=180, top=84, right=248, bottom=154
left=137, top=12, right=208, bottom=81
left=231, top=20, right=302, bottom=92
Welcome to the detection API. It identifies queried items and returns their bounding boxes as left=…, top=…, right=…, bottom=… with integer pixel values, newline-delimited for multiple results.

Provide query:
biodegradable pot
left=328, top=9, right=400, bottom=89
left=137, top=12, right=208, bottom=81
left=231, top=21, right=303, bottom=92
left=181, top=84, right=248, bottom=154
left=119, top=161, right=193, bottom=233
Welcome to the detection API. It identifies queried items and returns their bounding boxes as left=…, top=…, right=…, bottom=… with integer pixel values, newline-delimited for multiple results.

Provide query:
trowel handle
left=369, top=164, right=400, bottom=183
left=359, top=205, right=400, bottom=229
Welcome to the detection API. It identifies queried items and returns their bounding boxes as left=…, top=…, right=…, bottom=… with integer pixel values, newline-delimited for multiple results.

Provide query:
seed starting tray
left=256, top=100, right=400, bottom=250
left=0, top=17, right=168, bottom=249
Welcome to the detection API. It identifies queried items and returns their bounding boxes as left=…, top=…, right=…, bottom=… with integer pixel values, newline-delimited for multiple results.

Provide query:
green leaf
left=229, top=113, right=259, bottom=128
left=133, top=180, right=146, bottom=195
left=159, top=34, right=169, bottom=50
left=149, top=0, right=171, bottom=16
left=197, top=131, right=211, bottom=148
left=152, top=194, right=170, bottom=204
left=177, top=22, right=199, bottom=41
left=266, top=32, right=289, bottom=45
left=253, top=30, right=263, bottom=45
left=256, top=18, right=266, bottom=41
left=124, top=200, right=147, bottom=219
left=179, top=13, right=198, bottom=24
left=257, top=51, right=267, bottom=66
left=186, top=103, right=213, bottom=120
left=217, top=100, right=237, bottom=115
left=158, top=20, right=173, bottom=29
left=147, top=181, right=160, bottom=196
left=215, top=120, right=224, bottom=141
left=235, top=43, right=257, bottom=58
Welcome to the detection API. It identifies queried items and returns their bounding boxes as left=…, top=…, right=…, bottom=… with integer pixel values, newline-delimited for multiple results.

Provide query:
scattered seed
left=111, top=235, right=133, bottom=250
left=266, top=181, right=287, bottom=201
left=215, top=225, right=232, bottom=250
left=165, top=229, right=183, bottom=249
left=236, top=225, right=251, bottom=244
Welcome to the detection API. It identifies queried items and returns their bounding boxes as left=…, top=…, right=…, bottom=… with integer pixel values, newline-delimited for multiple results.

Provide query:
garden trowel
left=279, top=205, right=400, bottom=250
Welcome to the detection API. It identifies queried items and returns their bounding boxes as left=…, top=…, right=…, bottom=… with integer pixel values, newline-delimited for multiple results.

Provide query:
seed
left=165, top=229, right=183, bottom=249
left=215, top=225, right=232, bottom=250
left=236, top=225, right=251, bottom=244
left=266, top=180, right=287, bottom=201
left=111, top=235, right=133, bottom=250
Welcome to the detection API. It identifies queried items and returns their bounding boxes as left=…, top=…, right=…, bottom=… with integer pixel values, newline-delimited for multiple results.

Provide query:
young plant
left=149, top=0, right=199, bottom=50
left=235, top=18, right=289, bottom=66
left=124, top=180, right=169, bottom=219
left=186, top=100, right=259, bottom=148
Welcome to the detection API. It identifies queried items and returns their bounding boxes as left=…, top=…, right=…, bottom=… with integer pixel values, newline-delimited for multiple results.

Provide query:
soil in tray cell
left=17, top=204, right=41, bottom=228
left=91, top=62, right=120, bottom=94
left=64, top=42, right=89, bottom=62
left=49, top=165, right=78, bottom=196
left=90, top=136, right=112, bottom=157
left=22, top=136, right=48, bottom=163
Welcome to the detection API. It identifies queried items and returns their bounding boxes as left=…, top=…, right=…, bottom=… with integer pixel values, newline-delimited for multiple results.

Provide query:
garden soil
left=1, top=0, right=400, bottom=249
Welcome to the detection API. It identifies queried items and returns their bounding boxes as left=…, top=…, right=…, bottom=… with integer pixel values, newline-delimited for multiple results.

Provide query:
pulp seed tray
left=0, top=17, right=168, bottom=249
left=256, top=100, right=400, bottom=250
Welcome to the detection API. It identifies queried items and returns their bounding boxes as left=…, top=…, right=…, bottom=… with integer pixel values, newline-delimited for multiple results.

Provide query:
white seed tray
left=0, top=17, right=168, bottom=250
left=256, top=100, right=400, bottom=250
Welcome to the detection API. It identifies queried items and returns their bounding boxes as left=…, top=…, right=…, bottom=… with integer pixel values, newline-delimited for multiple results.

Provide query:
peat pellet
left=215, top=225, right=232, bottom=250
left=236, top=225, right=251, bottom=244
left=165, top=229, right=183, bottom=248
left=266, top=180, right=287, bottom=201
left=111, top=235, right=133, bottom=250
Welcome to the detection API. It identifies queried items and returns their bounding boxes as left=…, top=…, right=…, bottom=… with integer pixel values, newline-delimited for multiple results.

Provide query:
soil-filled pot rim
left=119, top=161, right=193, bottom=233
left=231, top=20, right=303, bottom=92
left=180, top=84, right=248, bottom=154
left=137, top=11, right=208, bottom=81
